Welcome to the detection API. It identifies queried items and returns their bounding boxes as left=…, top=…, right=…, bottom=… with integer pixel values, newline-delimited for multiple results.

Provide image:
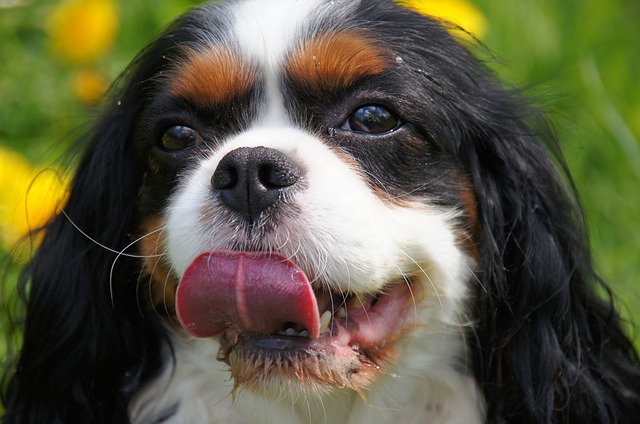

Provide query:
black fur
left=0, top=12, right=211, bottom=423
left=3, top=1, right=639, bottom=422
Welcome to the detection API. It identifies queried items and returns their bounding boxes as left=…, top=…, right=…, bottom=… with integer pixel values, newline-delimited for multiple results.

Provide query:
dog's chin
left=218, top=329, right=389, bottom=396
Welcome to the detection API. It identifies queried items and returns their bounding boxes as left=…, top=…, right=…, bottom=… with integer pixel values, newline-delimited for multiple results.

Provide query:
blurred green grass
left=1, top=0, right=638, bottom=380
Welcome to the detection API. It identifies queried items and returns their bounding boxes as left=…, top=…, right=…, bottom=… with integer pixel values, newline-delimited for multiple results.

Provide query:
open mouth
left=175, top=251, right=416, bottom=390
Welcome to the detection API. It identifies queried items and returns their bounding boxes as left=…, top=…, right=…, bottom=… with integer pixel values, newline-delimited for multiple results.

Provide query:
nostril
left=258, top=160, right=300, bottom=190
left=212, top=164, right=238, bottom=190
left=258, top=165, right=278, bottom=189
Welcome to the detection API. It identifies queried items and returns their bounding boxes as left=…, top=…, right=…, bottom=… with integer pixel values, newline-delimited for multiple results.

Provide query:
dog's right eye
left=161, top=125, right=199, bottom=151
left=341, top=105, right=400, bottom=135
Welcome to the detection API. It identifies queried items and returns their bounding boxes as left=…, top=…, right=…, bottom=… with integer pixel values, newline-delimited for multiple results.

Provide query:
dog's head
left=135, top=0, right=481, bottom=394
left=6, top=0, right=640, bottom=422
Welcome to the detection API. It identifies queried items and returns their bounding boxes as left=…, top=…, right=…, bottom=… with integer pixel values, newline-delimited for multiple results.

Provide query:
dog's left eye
left=161, top=125, right=199, bottom=151
left=343, top=105, right=399, bottom=134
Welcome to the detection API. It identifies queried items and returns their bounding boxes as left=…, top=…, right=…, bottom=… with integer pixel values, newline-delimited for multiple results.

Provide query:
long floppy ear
left=376, top=4, right=640, bottom=417
left=1, top=23, right=198, bottom=422
left=463, top=99, right=640, bottom=421
left=374, top=8, right=640, bottom=418
left=2, top=87, right=163, bottom=422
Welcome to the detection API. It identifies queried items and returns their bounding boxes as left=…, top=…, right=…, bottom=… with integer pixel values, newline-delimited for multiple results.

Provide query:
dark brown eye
left=343, top=105, right=399, bottom=134
left=161, top=125, right=199, bottom=151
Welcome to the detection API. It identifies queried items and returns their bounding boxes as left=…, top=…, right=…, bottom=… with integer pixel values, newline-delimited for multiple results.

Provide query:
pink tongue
left=176, top=251, right=320, bottom=340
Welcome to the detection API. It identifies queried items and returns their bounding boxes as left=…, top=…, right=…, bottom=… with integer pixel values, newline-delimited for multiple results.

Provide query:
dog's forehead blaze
left=286, top=31, right=390, bottom=91
left=168, top=47, right=256, bottom=106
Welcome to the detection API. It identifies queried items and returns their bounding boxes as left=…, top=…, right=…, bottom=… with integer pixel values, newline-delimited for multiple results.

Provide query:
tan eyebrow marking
left=286, top=31, right=391, bottom=91
left=168, top=47, right=257, bottom=106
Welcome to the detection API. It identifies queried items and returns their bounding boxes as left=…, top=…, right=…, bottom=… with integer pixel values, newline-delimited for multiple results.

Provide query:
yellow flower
left=396, top=0, right=488, bottom=39
left=0, top=148, right=69, bottom=262
left=48, top=0, right=119, bottom=63
left=72, top=68, right=109, bottom=104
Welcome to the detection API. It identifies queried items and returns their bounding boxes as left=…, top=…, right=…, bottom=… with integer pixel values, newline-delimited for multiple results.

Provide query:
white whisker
left=106, top=224, right=167, bottom=308
left=62, top=209, right=165, bottom=259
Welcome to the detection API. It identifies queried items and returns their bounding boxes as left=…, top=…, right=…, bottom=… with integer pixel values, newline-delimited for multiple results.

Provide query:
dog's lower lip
left=243, top=334, right=312, bottom=351
left=217, top=330, right=321, bottom=364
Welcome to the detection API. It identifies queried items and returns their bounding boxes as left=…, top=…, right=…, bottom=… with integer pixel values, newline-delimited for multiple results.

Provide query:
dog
left=3, top=0, right=640, bottom=422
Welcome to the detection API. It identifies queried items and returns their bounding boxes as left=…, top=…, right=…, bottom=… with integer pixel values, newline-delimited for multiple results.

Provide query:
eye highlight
left=161, top=125, right=199, bottom=151
left=343, top=105, right=400, bottom=135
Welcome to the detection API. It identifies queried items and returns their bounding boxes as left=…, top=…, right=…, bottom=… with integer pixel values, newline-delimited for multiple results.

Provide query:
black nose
left=211, top=147, right=302, bottom=221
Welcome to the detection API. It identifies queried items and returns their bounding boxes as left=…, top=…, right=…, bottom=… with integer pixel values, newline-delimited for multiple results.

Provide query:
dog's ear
left=3, top=85, right=159, bottom=424
left=1, top=12, right=234, bottom=421
left=1, top=32, right=186, bottom=424
left=382, top=8, right=640, bottom=417
left=462, top=100, right=640, bottom=421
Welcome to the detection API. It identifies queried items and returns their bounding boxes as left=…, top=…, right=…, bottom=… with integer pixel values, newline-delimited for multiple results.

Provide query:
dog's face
left=135, top=0, right=478, bottom=396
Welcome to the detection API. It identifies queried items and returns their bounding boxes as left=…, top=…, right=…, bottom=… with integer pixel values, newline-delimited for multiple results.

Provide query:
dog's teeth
left=335, top=307, right=347, bottom=318
left=299, top=330, right=309, bottom=337
left=284, top=328, right=297, bottom=336
left=320, top=310, right=332, bottom=332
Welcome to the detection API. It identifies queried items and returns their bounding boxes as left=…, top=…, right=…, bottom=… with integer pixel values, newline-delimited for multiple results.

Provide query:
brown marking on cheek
left=138, top=215, right=179, bottom=319
left=286, top=31, right=390, bottom=91
left=168, top=47, right=257, bottom=106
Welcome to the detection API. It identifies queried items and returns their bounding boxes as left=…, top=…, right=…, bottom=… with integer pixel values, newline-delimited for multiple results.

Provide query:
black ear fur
left=369, top=8, right=640, bottom=419
left=383, top=5, right=640, bottom=417
left=1, top=86, right=162, bottom=423
left=1, top=11, right=227, bottom=422
left=463, top=100, right=640, bottom=421
left=0, top=30, right=188, bottom=424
